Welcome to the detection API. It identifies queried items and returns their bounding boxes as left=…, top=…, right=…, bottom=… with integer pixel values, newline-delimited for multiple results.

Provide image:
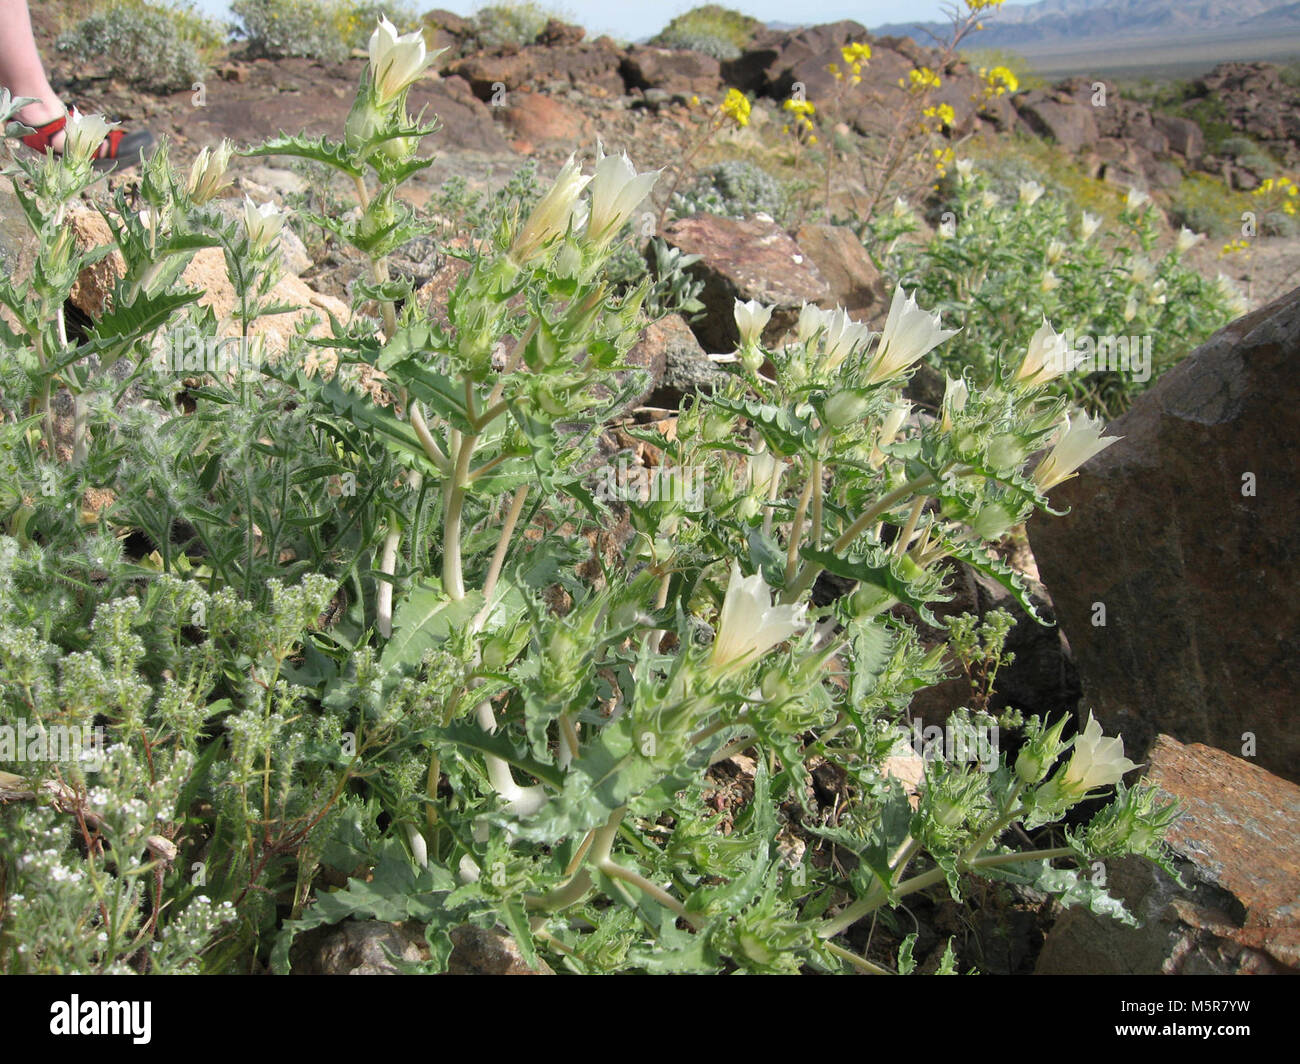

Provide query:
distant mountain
left=872, top=0, right=1300, bottom=49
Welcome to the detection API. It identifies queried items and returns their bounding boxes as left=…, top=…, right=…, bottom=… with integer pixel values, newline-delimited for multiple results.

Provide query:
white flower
left=1032, top=411, right=1122, bottom=491
left=819, top=307, right=875, bottom=370
left=510, top=154, right=591, bottom=264
left=710, top=562, right=807, bottom=670
left=1045, top=239, right=1067, bottom=265
left=404, top=823, right=428, bottom=868
left=1147, top=278, right=1168, bottom=306
left=864, top=285, right=958, bottom=384
left=585, top=142, right=659, bottom=248
left=1040, top=268, right=1060, bottom=293
left=1079, top=212, right=1102, bottom=241
left=1125, top=186, right=1149, bottom=212
left=1129, top=256, right=1154, bottom=286
left=796, top=302, right=827, bottom=344
left=734, top=299, right=773, bottom=349
left=870, top=402, right=910, bottom=468
left=1015, top=318, right=1077, bottom=387
left=187, top=140, right=233, bottom=204
left=1175, top=226, right=1204, bottom=255
left=891, top=196, right=913, bottom=219
left=955, top=157, right=974, bottom=182
left=980, top=190, right=999, bottom=211
left=63, top=110, right=116, bottom=166
left=242, top=196, right=283, bottom=253
left=1060, top=713, right=1138, bottom=794
left=747, top=448, right=782, bottom=498
left=368, top=15, right=438, bottom=105
left=940, top=375, right=968, bottom=430
left=1018, top=180, right=1044, bottom=207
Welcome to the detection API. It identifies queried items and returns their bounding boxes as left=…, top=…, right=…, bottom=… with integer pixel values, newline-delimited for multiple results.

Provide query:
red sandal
left=20, top=105, right=155, bottom=173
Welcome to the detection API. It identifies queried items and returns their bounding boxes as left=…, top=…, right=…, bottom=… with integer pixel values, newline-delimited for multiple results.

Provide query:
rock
left=632, top=313, right=730, bottom=405
left=661, top=214, right=831, bottom=352
left=500, top=91, right=589, bottom=153
left=793, top=223, right=885, bottom=318
left=244, top=164, right=307, bottom=198
left=423, top=7, right=472, bottom=39
left=408, top=75, right=512, bottom=153
left=446, top=925, right=552, bottom=974
left=68, top=209, right=126, bottom=318
left=1013, top=91, right=1099, bottom=152
left=527, top=42, right=625, bottom=98
left=1036, top=735, right=1300, bottom=974
left=1153, top=114, right=1204, bottom=160
left=1028, top=285, right=1300, bottom=783
left=0, top=181, right=32, bottom=278
left=290, top=920, right=428, bottom=974
left=449, top=52, right=533, bottom=101
left=621, top=47, right=721, bottom=95
left=177, top=245, right=350, bottom=360
left=537, top=18, right=584, bottom=46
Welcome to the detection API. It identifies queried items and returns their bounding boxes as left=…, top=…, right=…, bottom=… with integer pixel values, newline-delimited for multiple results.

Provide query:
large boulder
left=1036, top=735, right=1300, bottom=974
left=1029, top=286, right=1300, bottom=782
left=1012, top=90, right=1099, bottom=152
left=794, top=223, right=886, bottom=319
left=621, top=46, right=721, bottom=95
left=661, top=214, right=831, bottom=352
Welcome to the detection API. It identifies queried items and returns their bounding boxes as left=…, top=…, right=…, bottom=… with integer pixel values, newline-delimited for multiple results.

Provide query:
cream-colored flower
left=1015, top=318, right=1076, bottom=387
left=1045, top=239, right=1067, bottom=265
left=242, top=196, right=284, bottom=253
left=1175, top=226, right=1205, bottom=255
left=870, top=402, right=910, bottom=468
left=955, top=157, right=974, bottom=182
left=1079, top=212, right=1102, bottom=241
left=63, top=110, right=116, bottom=166
left=1059, top=712, right=1138, bottom=794
left=863, top=285, right=958, bottom=384
left=1123, top=293, right=1139, bottom=322
left=734, top=299, right=773, bottom=349
left=819, top=307, right=875, bottom=370
left=980, top=190, right=1000, bottom=211
left=1129, top=256, right=1154, bottom=286
left=1125, top=186, right=1149, bottom=212
left=368, top=15, right=438, bottom=104
left=1032, top=411, right=1122, bottom=491
left=940, top=375, right=968, bottom=431
left=586, top=142, right=659, bottom=247
left=1039, top=268, right=1061, bottom=293
left=186, top=140, right=234, bottom=204
left=747, top=448, right=783, bottom=498
left=710, top=561, right=807, bottom=670
left=796, top=302, right=827, bottom=344
left=510, top=154, right=591, bottom=264
left=1018, top=180, right=1044, bottom=207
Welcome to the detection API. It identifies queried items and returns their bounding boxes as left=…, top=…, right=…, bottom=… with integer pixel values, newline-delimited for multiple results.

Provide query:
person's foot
left=19, top=101, right=154, bottom=171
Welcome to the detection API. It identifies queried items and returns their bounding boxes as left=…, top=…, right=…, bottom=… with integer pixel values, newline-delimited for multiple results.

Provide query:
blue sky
left=192, top=1, right=958, bottom=43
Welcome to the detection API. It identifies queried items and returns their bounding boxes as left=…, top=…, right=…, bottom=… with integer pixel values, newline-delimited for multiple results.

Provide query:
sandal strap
left=20, top=113, right=67, bottom=152
left=102, top=128, right=127, bottom=159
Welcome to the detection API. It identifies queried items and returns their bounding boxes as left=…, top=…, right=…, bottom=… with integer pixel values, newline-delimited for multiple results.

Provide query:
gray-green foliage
left=56, top=3, right=210, bottom=94
left=232, top=0, right=349, bottom=61
left=656, top=31, right=740, bottom=61
left=673, top=160, right=787, bottom=222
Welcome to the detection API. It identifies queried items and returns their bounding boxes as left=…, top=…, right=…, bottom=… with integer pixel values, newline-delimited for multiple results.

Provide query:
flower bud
left=823, top=390, right=868, bottom=428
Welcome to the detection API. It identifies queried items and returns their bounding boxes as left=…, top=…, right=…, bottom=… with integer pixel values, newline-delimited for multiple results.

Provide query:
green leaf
left=943, top=539, right=1050, bottom=626
left=380, top=582, right=483, bottom=676
left=800, top=546, right=950, bottom=626
left=244, top=133, right=363, bottom=177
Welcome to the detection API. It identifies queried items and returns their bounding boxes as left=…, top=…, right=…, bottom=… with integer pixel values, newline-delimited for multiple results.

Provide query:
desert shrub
left=55, top=1, right=217, bottom=94
left=672, top=159, right=787, bottom=222
left=232, top=0, right=348, bottom=61
left=874, top=165, right=1244, bottom=418
left=470, top=1, right=553, bottom=51
left=652, top=5, right=760, bottom=52
left=0, top=40, right=1177, bottom=976
left=657, top=31, right=740, bottom=60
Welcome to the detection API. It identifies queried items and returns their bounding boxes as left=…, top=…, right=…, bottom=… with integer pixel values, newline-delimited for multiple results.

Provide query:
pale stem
left=409, top=401, right=450, bottom=473
left=375, top=525, right=401, bottom=638
left=824, top=940, right=892, bottom=975
left=786, top=466, right=817, bottom=586
left=894, top=495, right=927, bottom=557
left=442, top=428, right=478, bottom=602
left=471, top=484, right=529, bottom=632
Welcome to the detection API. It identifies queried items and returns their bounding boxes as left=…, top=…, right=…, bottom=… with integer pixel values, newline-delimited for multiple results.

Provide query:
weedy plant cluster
left=0, top=17, right=1181, bottom=974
